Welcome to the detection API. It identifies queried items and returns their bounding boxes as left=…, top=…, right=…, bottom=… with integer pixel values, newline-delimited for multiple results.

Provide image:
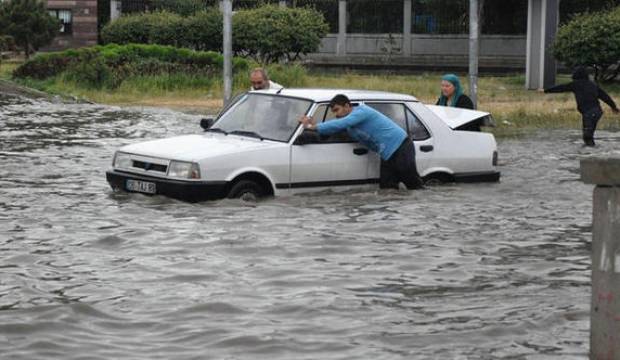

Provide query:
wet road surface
left=1, top=93, right=615, bottom=359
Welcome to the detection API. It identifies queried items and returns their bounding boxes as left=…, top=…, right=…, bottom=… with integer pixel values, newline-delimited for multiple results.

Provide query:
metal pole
left=222, top=0, right=233, bottom=105
left=110, top=0, right=121, bottom=21
left=337, top=0, right=347, bottom=56
left=525, top=0, right=534, bottom=89
left=403, top=0, right=412, bottom=56
left=469, top=0, right=479, bottom=109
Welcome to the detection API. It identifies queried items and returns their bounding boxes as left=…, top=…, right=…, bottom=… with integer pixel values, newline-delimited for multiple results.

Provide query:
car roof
left=250, top=88, right=418, bottom=103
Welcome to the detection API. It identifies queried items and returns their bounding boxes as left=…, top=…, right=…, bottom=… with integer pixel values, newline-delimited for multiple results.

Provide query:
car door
left=364, top=102, right=434, bottom=180
left=289, top=103, right=372, bottom=191
left=406, top=105, right=434, bottom=176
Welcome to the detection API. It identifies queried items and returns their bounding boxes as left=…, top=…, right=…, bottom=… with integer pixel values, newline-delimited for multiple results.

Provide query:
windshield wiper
left=229, top=130, right=264, bottom=140
left=205, top=128, right=228, bottom=135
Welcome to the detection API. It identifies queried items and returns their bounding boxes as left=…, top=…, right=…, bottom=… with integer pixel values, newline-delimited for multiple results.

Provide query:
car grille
left=132, top=160, right=168, bottom=173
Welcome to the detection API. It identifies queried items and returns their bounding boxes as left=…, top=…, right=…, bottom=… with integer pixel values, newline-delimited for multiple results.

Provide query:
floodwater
left=0, top=93, right=615, bottom=359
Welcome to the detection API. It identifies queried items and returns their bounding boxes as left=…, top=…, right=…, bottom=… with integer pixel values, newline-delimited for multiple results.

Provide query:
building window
left=48, top=9, right=72, bottom=35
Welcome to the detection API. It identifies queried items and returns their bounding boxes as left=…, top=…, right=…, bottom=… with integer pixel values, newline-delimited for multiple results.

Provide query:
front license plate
left=126, top=179, right=156, bottom=194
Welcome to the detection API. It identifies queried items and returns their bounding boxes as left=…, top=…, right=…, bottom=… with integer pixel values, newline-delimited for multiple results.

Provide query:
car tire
left=423, top=173, right=453, bottom=186
left=227, top=180, right=264, bottom=201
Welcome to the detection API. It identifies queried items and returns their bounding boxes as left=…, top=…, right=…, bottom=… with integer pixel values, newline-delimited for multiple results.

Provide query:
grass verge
left=4, top=57, right=620, bottom=136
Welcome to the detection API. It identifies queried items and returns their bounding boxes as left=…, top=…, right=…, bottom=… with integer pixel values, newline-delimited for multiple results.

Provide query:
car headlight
left=168, top=160, right=201, bottom=179
left=113, top=152, right=132, bottom=169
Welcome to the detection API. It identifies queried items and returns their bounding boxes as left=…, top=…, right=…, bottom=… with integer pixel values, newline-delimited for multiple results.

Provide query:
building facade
left=45, top=0, right=98, bottom=50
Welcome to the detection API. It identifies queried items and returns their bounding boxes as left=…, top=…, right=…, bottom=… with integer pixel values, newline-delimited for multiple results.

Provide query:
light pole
left=469, top=0, right=479, bottom=109
left=222, top=0, right=233, bottom=105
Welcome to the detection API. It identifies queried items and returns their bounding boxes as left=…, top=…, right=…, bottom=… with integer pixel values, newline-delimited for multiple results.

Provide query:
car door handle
left=353, top=148, right=368, bottom=155
left=420, top=145, right=434, bottom=152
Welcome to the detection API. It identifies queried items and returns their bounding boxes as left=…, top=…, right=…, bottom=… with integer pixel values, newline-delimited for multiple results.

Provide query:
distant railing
left=116, top=0, right=617, bottom=35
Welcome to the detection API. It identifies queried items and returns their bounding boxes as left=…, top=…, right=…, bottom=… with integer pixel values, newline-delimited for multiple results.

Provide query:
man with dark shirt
left=545, top=66, right=619, bottom=146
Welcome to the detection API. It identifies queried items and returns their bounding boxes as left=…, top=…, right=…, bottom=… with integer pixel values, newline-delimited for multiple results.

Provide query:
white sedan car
left=106, top=89, right=500, bottom=201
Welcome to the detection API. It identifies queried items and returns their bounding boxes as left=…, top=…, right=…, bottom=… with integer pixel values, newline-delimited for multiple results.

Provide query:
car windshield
left=214, top=93, right=312, bottom=142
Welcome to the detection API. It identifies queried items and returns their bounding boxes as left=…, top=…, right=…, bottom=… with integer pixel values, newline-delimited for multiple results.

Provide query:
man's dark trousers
left=379, top=138, right=424, bottom=189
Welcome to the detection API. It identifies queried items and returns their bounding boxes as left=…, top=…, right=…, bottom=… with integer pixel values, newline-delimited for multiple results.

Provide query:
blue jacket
left=316, top=104, right=407, bottom=160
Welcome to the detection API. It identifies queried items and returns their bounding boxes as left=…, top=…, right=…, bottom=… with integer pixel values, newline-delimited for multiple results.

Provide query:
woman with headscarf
left=544, top=66, right=619, bottom=147
left=436, top=74, right=474, bottom=110
left=436, top=74, right=478, bottom=130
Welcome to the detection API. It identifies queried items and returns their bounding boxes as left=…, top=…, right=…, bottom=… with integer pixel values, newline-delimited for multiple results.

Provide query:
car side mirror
left=200, top=117, right=215, bottom=130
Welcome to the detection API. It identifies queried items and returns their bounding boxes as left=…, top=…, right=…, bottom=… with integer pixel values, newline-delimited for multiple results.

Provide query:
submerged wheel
left=423, top=173, right=454, bottom=186
left=227, top=180, right=264, bottom=201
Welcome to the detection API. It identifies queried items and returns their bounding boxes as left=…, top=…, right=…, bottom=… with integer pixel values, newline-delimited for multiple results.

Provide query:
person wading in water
left=544, top=66, right=619, bottom=146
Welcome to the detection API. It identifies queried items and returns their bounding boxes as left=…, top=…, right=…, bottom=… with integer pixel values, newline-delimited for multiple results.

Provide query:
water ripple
left=0, top=93, right=611, bottom=359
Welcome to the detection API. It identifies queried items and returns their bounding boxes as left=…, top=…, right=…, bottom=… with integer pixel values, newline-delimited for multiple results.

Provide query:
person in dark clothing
left=299, top=94, right=423, bottom=190
left=436, top=74, right=480, bottom=131
left=545, top=66, right=619, bottom=146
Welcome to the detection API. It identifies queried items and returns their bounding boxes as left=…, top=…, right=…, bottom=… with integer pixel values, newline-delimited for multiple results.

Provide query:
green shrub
left=553, top=6, right=620, bottom=82
left=265, top=63, right=308, bottom=87
left=64, top=57, right=115, bottom=89
left=100, top=4, right=329, bottom=63
left=100, top=11, right=184, bottom=47
left=233, top=5, right=329, bottom=63
left=0, top=35, right=15, bottom=51
left=13, top=46, right=100, bottom=79
left=101, top=9, right=223, bottom=52
left=179, top=9, right=222, bottom=51
left=13, top=43, right=249, bottom=90
left=150, top=0, right=207, bottom=16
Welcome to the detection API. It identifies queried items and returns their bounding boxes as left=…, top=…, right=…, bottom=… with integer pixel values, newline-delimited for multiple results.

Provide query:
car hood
left=426, top=105, right=493, bottom=129
left=119, top=133, right=286, bottom=161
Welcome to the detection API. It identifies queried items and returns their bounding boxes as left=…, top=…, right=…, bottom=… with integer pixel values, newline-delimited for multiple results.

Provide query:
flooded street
left=0, top=93, right=614, bottom=359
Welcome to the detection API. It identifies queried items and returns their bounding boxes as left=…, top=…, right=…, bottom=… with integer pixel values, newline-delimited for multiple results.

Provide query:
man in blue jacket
left=299, top=94, right=423, bottom=190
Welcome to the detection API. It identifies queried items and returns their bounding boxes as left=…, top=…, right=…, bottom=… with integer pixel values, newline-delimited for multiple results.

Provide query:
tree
left=0, top=0, right=59, bottom=59
left=553, top=6, right=620, bottom=82
left=233, top=5, right=329, bottom=63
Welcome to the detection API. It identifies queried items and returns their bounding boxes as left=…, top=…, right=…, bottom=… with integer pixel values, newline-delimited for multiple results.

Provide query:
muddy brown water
left=1, top=93, right=616, bottom=359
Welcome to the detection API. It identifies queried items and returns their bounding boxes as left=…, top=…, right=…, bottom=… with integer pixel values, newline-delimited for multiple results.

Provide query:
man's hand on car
left=298, top=115, right=315, bottom=129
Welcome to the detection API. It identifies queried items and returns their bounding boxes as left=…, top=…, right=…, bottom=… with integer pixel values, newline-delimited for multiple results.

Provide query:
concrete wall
left=306, top=34, right=526, bottom=70
left=315, top=34, right=525, bottom=57
left=45, top=0, right=98, bottom=51
left=581, top=158, right=620, bottom=359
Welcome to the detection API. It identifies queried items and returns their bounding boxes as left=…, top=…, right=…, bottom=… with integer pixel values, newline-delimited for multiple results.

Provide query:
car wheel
left=227, top=180, right=264, bottom=201
left=423, top=173, right=453, bottom=186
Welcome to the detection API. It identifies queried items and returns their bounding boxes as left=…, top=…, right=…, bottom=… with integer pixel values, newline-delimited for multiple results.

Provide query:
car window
left=323, top=119, right=355, bottom=143
left=216, top=94, right=312, bottom=142
left=324, top=106, right=337, bottom=121
left=311, top=104, right=328, bottom=123
left=321, top=103, right=359, bottom=143
left=366, top=103, right=407, bottom=131
left=407, top=109, right=431, bottom=141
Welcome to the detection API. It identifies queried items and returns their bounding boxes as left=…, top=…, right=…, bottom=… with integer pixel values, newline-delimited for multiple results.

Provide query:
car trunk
left=426, top=105, right=495, bottom=131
